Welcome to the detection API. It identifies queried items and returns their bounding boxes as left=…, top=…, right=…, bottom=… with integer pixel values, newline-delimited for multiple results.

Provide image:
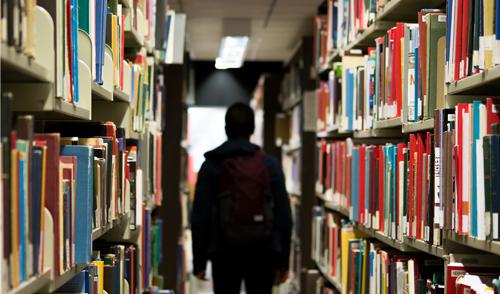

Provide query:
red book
left=33, top=133, right=61, bottom=276
left=378, top=145, right=385, bottom=231
left=394, top=23, right=405, bottom=118
left=359, top=146, right=366, bottom=225
left=461, top=0, right=470, bottom=79
left=456, top=103, right=469, bottom=234
left=424, top=132, right=432, bottom=241
left=454, top=0, right=464, bottom=81
left=326, top=143, right=332, bottom=191
left=371, top=146, right=378, bottom=227
left=60, top=155, right=76, bottom=270
left=319, top=140, right=326, bottom=190
left=409, top=134, right=417, bottom=238
left=347, top=153, right=352, bottom=209
left=486, top=98, right=500, bottom=134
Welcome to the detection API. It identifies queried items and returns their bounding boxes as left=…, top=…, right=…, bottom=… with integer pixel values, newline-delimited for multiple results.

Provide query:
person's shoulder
left=262, top=154, right=282, bottom=172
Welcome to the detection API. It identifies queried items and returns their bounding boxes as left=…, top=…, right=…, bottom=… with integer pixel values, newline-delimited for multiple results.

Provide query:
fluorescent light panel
left=215, top=36, right=249, bottom=69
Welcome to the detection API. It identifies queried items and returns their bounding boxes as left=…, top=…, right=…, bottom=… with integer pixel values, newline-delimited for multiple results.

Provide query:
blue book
left=71, top=0, right=80, bottom=104
left=56, top=269, right=88, bottom=293
left=497, top=0, right=500, bottom=41
left=163, top=13, right=172, bottom=51
left=61, top=146, right=94, bottom=265
left=95, top=0, right=107, bottom=84
left=391, top=145, right=397, bottom=237
left=19, top=158, right=26, bottom=282
left=346, top=69, right=355, bottom=131
left=384, top=146, right=390, bottom=232
left=445, top=3, right=452, bottom=72
left=414, top=47, right=419, bottom=121
left=472, top=101, right=482, bottom=237
left=352, top=147, right=360, bottom=222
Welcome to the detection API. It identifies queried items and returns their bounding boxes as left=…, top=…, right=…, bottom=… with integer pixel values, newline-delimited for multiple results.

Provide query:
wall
left=193, top=61, right=282, bottom=106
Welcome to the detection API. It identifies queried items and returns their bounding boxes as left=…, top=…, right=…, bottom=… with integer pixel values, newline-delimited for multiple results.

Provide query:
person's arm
left=267, top=157, right=293, bottom=271
left=191, top=161, right=215, bottom=276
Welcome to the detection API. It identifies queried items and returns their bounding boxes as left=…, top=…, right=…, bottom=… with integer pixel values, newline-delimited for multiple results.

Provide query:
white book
left=476, top=139, right=486, bottom=240
left=398, top=161, right=405, bottom=241
left=408, top=259, right=415, bottom=294
left=462, top=109, right=471, bottom=234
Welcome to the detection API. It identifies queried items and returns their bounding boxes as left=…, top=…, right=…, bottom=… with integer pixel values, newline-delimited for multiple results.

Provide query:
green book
left=78, top=0, right=90, bottom=33
left=425, top=13, right=447, bottom=119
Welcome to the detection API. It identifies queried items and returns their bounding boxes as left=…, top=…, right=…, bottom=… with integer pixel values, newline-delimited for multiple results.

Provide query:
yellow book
left=112, top=15, right=118, bottom=86
left=361, top=240, right=368, bottom=294
left=484, top=0, right=495, bottom=69
left=341, top=224, right=357, bottom=293
left=10, top=149, right=19, bottom=288
left=92, top=260, right=104, bottom=294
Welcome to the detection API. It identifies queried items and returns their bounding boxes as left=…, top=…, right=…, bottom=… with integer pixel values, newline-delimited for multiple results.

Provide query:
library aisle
left=2, top=0, right=500, bottom=294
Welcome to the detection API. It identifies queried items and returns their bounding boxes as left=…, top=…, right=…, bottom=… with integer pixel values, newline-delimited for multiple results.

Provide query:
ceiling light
left=215, top=36, right=249, bottom=70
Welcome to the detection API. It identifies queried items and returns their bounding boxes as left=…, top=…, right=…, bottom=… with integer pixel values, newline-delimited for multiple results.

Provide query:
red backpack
left=216, top=152, right=274, bottom=247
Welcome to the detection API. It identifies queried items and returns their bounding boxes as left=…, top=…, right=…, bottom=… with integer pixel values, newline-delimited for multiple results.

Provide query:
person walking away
left=191, top=102, right=293, bottom=294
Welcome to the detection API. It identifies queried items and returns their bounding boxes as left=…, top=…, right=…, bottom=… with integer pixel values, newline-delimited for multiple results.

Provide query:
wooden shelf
left=356, top=226, right=417, bottom=252
left=447, top=66, right=500, bottom=95
left=344, top=21, right=394, bottom=51
left=317, top=126, right=352, bottom=139
left=1, top=43, right=52, bottom=83
left=402, top=119, right=434, bottom=133
left=315, top=260, right=343, bottom=293
left=373, top=117, right=402, bottom=129
left=92, top=212, right=130, bottom=241
left=403, top=237, right=447, bottom=258
left=375, top=0, right=446, bottom=22
left=113, top=87, right=130, bottom=103
left=53, top=99, right=91, bottom=120
left=353, top=128, right=403, bottom=138
left=92, top=82, right=113, bottom=101
left=445, top=231, right=500, bottom=256
left=8, top=269, right=51, bottom=294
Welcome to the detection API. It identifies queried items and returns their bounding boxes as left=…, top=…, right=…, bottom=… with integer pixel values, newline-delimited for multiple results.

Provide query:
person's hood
left=204, top=138, right=260, bottom=159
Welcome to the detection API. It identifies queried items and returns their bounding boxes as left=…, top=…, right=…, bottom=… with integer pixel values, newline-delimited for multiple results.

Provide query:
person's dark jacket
left=191, top=138, right=293, bottom=274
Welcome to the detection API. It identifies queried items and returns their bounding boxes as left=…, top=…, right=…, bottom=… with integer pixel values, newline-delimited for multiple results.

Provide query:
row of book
left=313, top=209, right=446, bottom=294
left=317, top=0, right=428, bottom=68
left=0, top=91, right=162, bottom=292
left=0, top=1, right=177, bottom=112
left=446, top=0, right=500, bottom=83
left=316, top=97, right=500, bottom=246
left=54, top=212, right=165, bottom=294
left=317, top=10, right=448, bottom=131
left=313, top=209, right=500, bottom=294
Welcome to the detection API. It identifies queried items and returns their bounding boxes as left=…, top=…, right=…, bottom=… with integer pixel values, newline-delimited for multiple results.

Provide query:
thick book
left=61, top=145, right=94, bottom=265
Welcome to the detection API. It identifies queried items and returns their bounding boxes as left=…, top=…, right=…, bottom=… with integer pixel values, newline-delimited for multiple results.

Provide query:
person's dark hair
left=225, top=102, right=255, bottom=139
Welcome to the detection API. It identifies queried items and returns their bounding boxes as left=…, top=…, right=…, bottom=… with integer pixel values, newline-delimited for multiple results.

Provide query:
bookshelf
left=1, top=43, right=52, bottom=83
left=1, top=1, right=184, bottom=293
left=91, top=82, right=114, bottom=101
left=314, top=260, right=343, bottom=293
left=446, top=66, right=500, bottom=95
left=305, top=0, right=500, bottom=292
